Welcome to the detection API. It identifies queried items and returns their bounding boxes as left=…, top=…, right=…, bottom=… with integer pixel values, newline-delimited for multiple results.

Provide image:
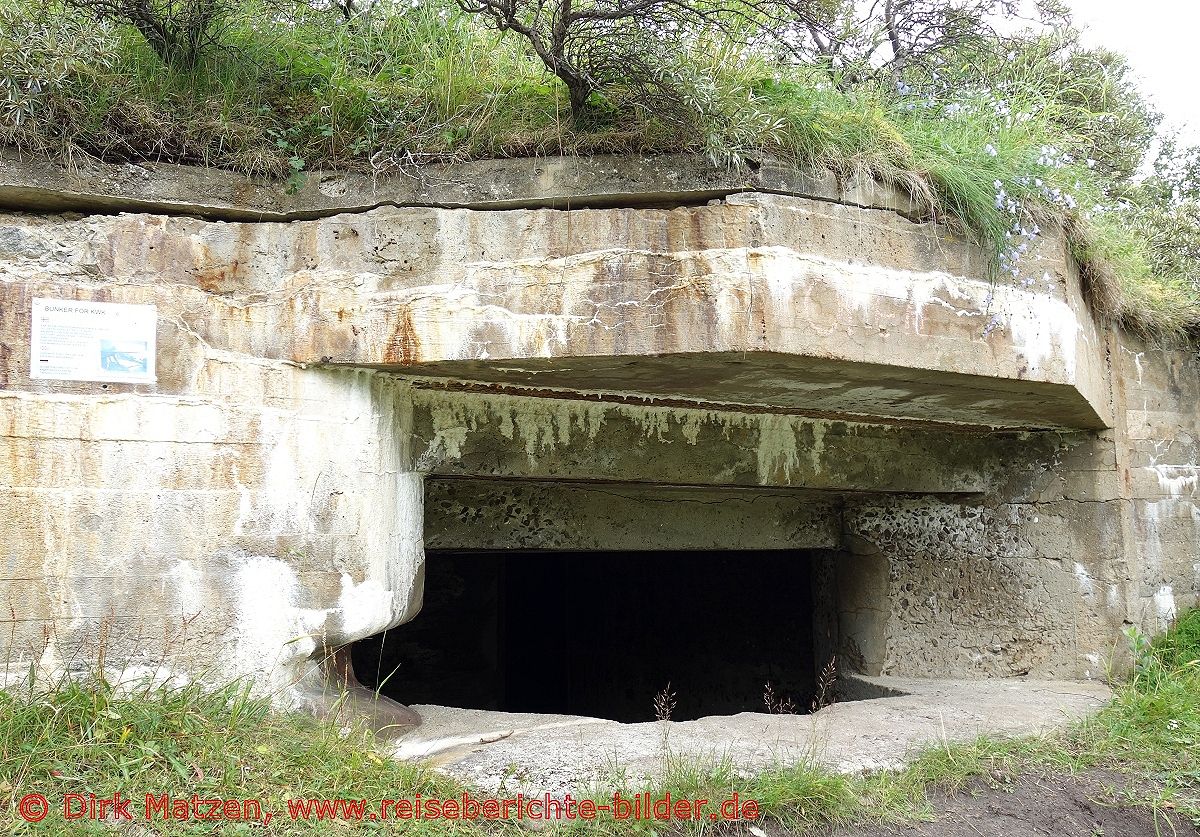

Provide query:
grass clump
left=0, top=0, right=599, bottom=173
left=1151, top=602, right=1200, bottom=671
left=0, top=677, right=474, bottom=835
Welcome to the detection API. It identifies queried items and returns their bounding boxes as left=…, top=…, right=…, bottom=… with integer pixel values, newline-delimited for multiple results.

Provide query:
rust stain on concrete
left=384, top=308, right=422, bottom=365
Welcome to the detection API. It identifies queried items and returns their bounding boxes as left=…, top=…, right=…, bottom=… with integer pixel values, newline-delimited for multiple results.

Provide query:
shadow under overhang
left=378, top=350, right=1109, bottom=432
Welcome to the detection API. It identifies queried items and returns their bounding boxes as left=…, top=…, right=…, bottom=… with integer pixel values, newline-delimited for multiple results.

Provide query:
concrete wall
left=424, top=479, right=841, bottom=552
left=1115, top=338, right=1200, bottom=631
left=1, top=367, right=424, bottom=703
left=0, top=154, right=1196, bottom=711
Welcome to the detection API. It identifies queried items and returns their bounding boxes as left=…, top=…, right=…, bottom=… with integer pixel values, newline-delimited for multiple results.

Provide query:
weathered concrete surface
left=401, top=385, right=1142, bottom=680
left=392, top=677, right=1112, bottom=794
left=0, top=193, right=1106, bottom=429
left=425, top=479, right=841, bottom=551
left=1113, top=339, right=1200, bottom=632
left=0, top=150, right=923, bottom=221
left=407, top=386, right=1045, bottom=492
left=0, top=370, right=426, bottom=703
left=386, top=193, right=1110, bottom=430
left=0, top=155, right=1195, bottom=716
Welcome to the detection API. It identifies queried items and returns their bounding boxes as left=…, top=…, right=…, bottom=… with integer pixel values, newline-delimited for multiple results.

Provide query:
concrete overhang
left=316, top=194, right=1113, bottom=431
left=395, top=351, right=1108, bottom=431
left=0, top=153, right=1113, bottom=431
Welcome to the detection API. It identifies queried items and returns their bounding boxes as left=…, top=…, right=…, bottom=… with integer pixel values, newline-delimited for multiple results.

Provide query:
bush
left=61, top=0, right=241, bottom=69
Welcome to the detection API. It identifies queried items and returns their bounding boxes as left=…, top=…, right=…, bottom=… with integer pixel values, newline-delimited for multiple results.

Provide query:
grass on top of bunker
left=0, top=610, right=1197, bottom=835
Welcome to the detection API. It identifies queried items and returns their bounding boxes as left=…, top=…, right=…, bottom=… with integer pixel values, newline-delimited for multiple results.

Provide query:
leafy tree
left=1126, top=137, right=1200, bottom=290
left=894, top=13, right=1159, bottom=185
left=780, top=0, right=1028, bottom=85
left=453, top=0, right=788, bottom=124
left=61, top=0, right=237, bottom=67
left=1146, top=134, right=1200, bottom=204
left=977, top=34, right=1161, bottom=184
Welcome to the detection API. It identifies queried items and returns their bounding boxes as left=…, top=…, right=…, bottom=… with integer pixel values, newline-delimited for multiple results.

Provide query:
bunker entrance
left=352, top=549, right=834, bottom=723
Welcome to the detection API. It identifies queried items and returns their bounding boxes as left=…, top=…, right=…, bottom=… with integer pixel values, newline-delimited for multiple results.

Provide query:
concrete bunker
left=352, top=547, right=834, bottom=722
left=2, top=152, right=1194, bottom=789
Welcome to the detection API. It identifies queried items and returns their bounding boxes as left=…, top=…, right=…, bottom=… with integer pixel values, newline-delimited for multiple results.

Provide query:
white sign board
left=29, top=298, right=157, bottom=384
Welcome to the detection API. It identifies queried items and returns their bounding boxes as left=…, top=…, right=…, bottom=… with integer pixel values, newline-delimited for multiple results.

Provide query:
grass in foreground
left=0, top=679, right=475, bottom=835
left=567, top=612, right=1200, bottom=835
left=2, top=608, right=1198, bottom=834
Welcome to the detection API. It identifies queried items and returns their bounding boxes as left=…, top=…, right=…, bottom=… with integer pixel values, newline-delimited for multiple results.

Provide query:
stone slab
left=391, top=677, right=1112, bottom=794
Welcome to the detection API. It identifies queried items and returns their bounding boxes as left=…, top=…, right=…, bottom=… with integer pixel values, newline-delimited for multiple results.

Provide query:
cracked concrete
left=0, top=150, right=924, bottom=222
left=0, top=188, right=1108, bottom=427
left=390, top=677, right=1112, bottom=795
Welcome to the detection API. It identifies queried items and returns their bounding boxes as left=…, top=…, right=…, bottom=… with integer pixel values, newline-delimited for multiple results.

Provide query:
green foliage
left=1151, top=608, right=1200, bottom=671
left=0, top=0, right=1199, bottom=340
left=0, top=677, right=470, bottom=835
left=783, top=0, right=1025, bottom=87
left=0, top=0, right=576, bottom=175
left=61, top=0, right=241, bottom=69
left=973, top=36, right=1160, bottom=184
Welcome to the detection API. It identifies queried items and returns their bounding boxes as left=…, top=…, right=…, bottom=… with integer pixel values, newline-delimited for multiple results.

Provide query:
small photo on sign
left=100, top=339, right=149, bottom=374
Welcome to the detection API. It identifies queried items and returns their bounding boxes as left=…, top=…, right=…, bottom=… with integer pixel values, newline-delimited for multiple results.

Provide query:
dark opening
left=352, top=549, right=827, bottom=723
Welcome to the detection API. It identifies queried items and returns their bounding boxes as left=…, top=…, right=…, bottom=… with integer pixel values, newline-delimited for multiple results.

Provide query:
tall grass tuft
left=0, top=670, right=469, bottom=834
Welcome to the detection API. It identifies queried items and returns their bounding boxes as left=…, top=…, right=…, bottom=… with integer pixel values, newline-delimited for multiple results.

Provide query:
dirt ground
left=820, top=769, right=1198, bottom=837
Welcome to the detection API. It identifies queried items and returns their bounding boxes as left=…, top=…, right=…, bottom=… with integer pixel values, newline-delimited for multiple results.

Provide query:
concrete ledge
left=392, top=677, right=1111, bottom=793
left=0, top=150, right=923, bottom=222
